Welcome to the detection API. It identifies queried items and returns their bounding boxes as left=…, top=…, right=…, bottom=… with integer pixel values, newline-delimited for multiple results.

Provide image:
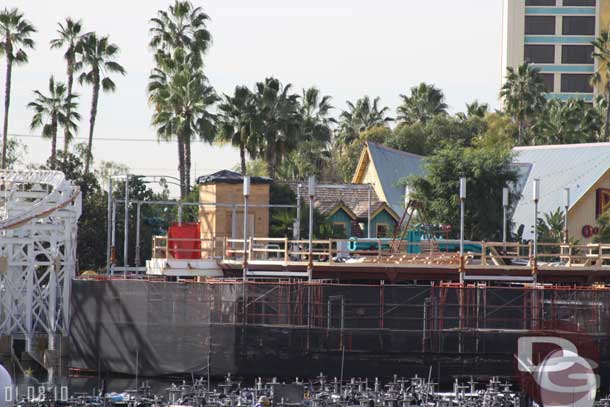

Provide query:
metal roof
left=196, top=170, right=273, bottom=185
left=511, top=143, right=610, bottom=239
left=366, top=142, right=425, bottom=214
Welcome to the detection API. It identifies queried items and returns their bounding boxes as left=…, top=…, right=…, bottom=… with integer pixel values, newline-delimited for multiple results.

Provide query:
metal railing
left=150, top=235, right=610, bottom=270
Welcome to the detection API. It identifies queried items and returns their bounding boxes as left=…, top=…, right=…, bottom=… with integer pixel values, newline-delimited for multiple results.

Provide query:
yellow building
left=197, top=170, right=271, bottom=240
left=512, top=143, right=610, bottom=242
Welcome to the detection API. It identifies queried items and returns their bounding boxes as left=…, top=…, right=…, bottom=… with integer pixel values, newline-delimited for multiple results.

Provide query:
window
left=332, top=222, right=347, bottom=238
left=526, top=0, right=555, bottom=4
left=541, top=73, right=555, bottom=92
left=563, top=0, right=595, bottom=5
left=525, top=16, right=556, bottom=35
left=562, top=16, right=595, bottom=35
left=561, top=74, right=593, bottom=92
left=562, top=45, right=593, bottom=64
left=376, top=224, right=390, bottom=238
left=525, top=45, right=555, bottom=63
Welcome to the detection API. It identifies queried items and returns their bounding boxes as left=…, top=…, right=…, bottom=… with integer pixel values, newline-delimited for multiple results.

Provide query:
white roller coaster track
left=0, top=170, right=81, bottom=354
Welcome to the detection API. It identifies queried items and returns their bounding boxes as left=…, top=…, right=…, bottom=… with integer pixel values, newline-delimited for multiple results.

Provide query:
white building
left=502, top=0, right=610, bottom=101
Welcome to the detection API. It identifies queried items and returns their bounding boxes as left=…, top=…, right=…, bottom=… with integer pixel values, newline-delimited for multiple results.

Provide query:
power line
left=8, top=132, right=227, bottom=144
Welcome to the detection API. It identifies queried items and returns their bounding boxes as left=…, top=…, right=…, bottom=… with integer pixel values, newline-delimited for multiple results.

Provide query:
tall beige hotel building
left=502, top=0, right=610, bottom=101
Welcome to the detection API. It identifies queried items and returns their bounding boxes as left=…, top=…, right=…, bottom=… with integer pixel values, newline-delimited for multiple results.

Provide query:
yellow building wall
left=198, top=183, right=270, bottom=239
left=568, top=168, right=610, bottom=242
left=360, top=159, right=387, bottom=203
left=601, top=0, right=610, bottom=32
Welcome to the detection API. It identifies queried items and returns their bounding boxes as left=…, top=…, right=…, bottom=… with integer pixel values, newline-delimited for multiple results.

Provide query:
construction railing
left=151, top=235, right=610, bottom=270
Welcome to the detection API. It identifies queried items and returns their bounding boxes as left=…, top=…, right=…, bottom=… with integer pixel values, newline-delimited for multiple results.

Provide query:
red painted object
left=168, top=223, right=201, bottom=259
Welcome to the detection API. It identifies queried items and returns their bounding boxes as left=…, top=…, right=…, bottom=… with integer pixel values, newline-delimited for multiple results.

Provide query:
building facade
left=502, top=0, right=610, bottom=101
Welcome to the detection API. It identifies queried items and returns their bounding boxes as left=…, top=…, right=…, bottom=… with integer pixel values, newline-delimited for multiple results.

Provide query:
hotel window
left=562, top=45, right=593, bottom=64
left=562, top=16, right=595, bottom=35
left=524, top=45, right=555, bottom=64
left=376, top=224, right=390, bottom=238
left=525, top=16, right=556, bottom=35
left=563, top=0, right=595, bottom=5
left=525, top=0, right=555, bottom=4
left=541, top=74, right=555, bottom=92
left=561, top=74, right=593, bottom=92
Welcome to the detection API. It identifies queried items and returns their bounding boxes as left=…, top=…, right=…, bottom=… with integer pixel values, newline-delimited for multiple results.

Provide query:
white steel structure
left=0, top=171, right=81, bottom=355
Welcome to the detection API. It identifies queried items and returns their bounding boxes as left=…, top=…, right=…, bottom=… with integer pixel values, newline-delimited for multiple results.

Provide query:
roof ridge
left=513, top=142, right=610, bottom=151
left=366, top=141, right=423, bottom=159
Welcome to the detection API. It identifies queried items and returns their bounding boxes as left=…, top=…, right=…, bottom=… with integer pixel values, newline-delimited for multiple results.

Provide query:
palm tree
left=76, top=33, right=125, bottom=174
left=149, top=1, right=213, bottom=194
left=592, top=31, right=610, bottom=140
left=27, top=76, right=80, bottom=164
left=337, top=96, right=392, bottom=146
left=0, top=8, right=36, bottom=169
left=539, top=99, right=601, bottom=144
left=397, top=83, right=448, bottom=125
left=500, top=62, right=547, bottom=145
left=148, top=50, right=218, bottom=197
left=149, top=0, right=211, bottom=67
left=251, top=77, right=301, bottom=179
left=50, top=17, right=84, bottom=160
left=217, top=86, right=258, bottom=175
left=283, top=87, right=335, bottom=179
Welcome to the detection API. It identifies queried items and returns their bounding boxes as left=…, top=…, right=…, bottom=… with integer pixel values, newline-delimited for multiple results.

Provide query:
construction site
left=1, top=168, right=610, bottom=403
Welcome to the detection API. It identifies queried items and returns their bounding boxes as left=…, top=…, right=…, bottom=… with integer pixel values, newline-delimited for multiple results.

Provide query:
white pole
left=243, top=176, right=251, bottom=283
left=563, top=187, right=570, bottom=244
left=123, top=174, right=129, bottom=277
left=367, top=184, right=372, bottom=239
left=106, top=178, right=113, bottom=274
left=533, top=179, right=540, bottom=259
left=459, top=178, right=466, bottom=282
left=308, top=176, right=316, bottom=282
left=502, top=187, right=509, bottom=244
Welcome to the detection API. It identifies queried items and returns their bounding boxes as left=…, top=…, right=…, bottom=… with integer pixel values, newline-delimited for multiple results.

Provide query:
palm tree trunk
left=51, top=115, right=58, bottom=165
left=184, top=135, right=191, bottom=196
left=605, top=87, right=610, bottom=141
left=239, top=141, right=246, bottom=175
left=84, top=75, right=100, bottom=175
left=64, top=59, right=74, bottom=164
left=177, top=136, right=186, bottom=199
left=1, top=55, right=12, bottom=169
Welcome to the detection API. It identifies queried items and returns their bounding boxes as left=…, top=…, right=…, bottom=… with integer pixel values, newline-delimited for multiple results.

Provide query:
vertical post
left=533, top=179, right=540, bottom=280
left=243, top=176, right=251, bottom=281
left=308, top=176, right=316, bottom=282
left=106, top=177, right=113, bottom=274
left=177, top=202, right=183, bottom=225
left=135, top=203, right=141, bottom=268
left=563, top=187, right=570, bottom=244
left=459, top=177, right=466, bottom=282
left=367, top=184, right=372, bottom=239
left=231, top=204, right=237, bottom=239
left=502, top=187, right=509, bottom=246
left=295, top=184, right=301, bottom=241
left=111, top=200, right=117, bottom=274
left=123, top=174, right=129, bottom=276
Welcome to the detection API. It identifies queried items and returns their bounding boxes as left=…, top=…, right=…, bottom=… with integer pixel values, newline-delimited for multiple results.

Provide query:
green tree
left=149, top=0, right=215, bottom=196
left=457, top=100, right=489, bottom=120
left=407, top=143, right=517, bottom=240
left=76, top=33, right=126, bottom=174
left=148, top=50, right=218, bottom=197
left=473, top=113, right=516, bottom=151
left=277, top=87, right=335, bottom=180
left=538, top=99, right=602, bottom=144
left=592, top=31, right=610, bottom=140
left=251, top=77, right=301, bottom=179
left=337, top=96, right=392, bottom=146
left=594, top=211, right=610, bottom=243
left=27, top=76, right=80, bottom=163
left=397, top=82, right=448, bottom=125
left=500, top=62, right=547, bottom=145
left=536, top=208, right=565, bottom=244
left=0, top=7, right=36, bottom=169
left=50, top=17, right=84, bottom=160
left=217, top=86, right=257, bottom=175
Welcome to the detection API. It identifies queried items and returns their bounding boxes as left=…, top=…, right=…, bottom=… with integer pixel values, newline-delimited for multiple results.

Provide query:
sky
left=3, top=0, right=503, bottom=195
